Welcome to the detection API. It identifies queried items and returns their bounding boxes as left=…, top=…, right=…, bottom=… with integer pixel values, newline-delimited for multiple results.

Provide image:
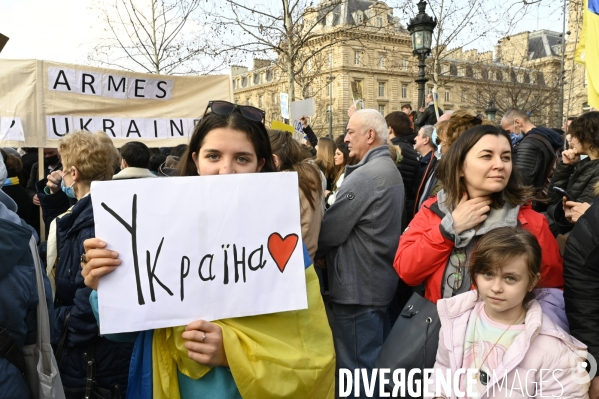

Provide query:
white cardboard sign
left=290, top=98, right=315, bottom=118
left=92, top=173, right=307, bottom=334
left=280, top=93, right=289, bottom=119
left=0, top=117, right=25, bottom=141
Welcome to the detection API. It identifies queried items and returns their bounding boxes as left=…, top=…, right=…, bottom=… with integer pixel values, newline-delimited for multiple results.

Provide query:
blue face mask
left=431, top=127, right=438, bottom=145
left=61, top=174, right=77, bottom=198
left=431, top=127, right=442, bottom=157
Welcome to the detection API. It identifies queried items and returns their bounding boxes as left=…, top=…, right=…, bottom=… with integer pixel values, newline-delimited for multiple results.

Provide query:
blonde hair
left=315, top=137, right=336, bottom=180
left=388, top=143, right=403, bottom=165
left=58, top=131, right=117, bottom=182
left=437, top=109, right=493, bottom=149
left=95, top=131, right=121, bottom=174
left=268, top=130, right=323, bottom=210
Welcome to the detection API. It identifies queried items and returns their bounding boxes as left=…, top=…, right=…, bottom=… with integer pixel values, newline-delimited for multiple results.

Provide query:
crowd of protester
left=1, top=99, right=599, bottom=399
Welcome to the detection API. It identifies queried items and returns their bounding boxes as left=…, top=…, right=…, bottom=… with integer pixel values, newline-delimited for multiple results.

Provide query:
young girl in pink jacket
left=429, top=227, right=590, bottom=399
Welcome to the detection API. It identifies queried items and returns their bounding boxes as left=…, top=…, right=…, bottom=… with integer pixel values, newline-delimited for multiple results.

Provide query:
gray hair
left=420, top=125, right=434, bottom=140
left=353, top=109, right=388, bottom=141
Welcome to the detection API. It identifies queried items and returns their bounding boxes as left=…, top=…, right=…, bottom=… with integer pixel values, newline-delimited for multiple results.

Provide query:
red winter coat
left=394, top=197, right=564, bottom=304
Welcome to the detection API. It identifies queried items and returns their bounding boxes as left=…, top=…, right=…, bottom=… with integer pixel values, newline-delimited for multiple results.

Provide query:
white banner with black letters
left=0, top=59, right=232, bottom=147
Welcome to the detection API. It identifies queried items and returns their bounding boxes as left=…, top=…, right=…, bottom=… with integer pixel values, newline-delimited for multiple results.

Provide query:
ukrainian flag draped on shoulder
left=152, top=262, right=336, bottom=399
left=575, top=0, right=599, bottom=109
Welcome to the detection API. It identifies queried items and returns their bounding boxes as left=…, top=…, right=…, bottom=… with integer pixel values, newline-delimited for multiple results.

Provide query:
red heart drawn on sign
left=267, top=233, right=299, bottom=273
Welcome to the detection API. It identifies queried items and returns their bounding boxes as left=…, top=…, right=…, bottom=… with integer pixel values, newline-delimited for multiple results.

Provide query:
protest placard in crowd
left=91, top=172, right=307, bottom=334
left=0, top=59, right=231, bottom=147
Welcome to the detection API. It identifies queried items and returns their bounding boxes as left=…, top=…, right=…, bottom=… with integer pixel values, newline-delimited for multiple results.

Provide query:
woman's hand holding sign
left=182, top=320, right=228, bottom=367
left=81, top=238, right=122, bottom=290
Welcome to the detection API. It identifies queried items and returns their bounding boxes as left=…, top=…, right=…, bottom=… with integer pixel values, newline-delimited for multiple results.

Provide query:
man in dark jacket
left=385, top=111, right=421, bottom=224
left=413, top=125, right=438, bottom=214
left=26, top=148, right=67, bottom=236
left=501, top=109, right=563, bottom=211
left=20, top=147, right=38, bottom=188
left=415, top=93, right=443, bottom=130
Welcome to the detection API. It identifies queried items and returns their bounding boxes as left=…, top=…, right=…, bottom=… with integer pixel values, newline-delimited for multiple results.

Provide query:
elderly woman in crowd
left=45, top=131, right=133, bottom=398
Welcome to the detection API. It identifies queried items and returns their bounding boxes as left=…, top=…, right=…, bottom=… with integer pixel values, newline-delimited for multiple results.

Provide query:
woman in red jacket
left=394, top=125, right=563, bottom=305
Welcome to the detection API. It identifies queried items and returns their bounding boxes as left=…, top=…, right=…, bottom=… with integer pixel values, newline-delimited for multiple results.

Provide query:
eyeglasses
left=203, top=100, right=265, bottom=123
left=446, top=248, right=467, bottom=294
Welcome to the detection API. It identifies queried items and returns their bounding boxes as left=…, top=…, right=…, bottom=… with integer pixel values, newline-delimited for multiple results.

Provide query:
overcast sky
left=0, top=0, right=567, bottom=70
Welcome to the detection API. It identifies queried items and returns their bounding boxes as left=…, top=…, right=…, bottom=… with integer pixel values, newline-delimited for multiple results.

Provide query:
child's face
left=475, top=255, right=538, bottom=324
left=192, top=127, right=265, bottom=175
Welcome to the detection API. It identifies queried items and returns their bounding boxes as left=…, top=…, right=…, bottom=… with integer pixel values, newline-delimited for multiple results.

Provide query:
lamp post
left=328, top=71, right=334, bottom=138
left=485, top=100, right=498, bottom=122
left=407, top=1, right=436, bottom=110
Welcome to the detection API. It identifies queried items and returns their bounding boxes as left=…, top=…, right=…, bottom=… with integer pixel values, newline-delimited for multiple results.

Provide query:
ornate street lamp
left=407, top=1, right=437, bottom=110
left=485, top=100, right=498, bottom=122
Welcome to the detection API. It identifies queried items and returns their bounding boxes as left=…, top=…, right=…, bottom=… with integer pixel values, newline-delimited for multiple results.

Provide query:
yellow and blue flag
left=575, top=0, right=599, bottom=109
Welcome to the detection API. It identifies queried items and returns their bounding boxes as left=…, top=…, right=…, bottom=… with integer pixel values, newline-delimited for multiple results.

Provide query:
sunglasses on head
left=202, top=100, right=265, bottom=123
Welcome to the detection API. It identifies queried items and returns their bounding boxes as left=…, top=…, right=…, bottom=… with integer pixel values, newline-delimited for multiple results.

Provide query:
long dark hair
left=178, top=111, right=276, bottom=176
left=436, top=125, right=534, bottom=209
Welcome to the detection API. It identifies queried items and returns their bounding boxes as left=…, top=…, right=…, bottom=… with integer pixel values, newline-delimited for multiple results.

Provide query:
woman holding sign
left=81, top=101, right=336, bottom=399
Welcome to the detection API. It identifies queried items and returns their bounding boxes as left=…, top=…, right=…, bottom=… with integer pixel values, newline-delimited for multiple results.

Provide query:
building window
left=402, top=58, right=408, bottom=70
left=461, top=90, right=466, bottom=103
left=445, top=90, right=450, bottom=102
left=232, top=80, right=236, bottom=89
left=401, top=84, right=408, bottom=99
left=354, top=51, right=361, bottom=65
left=378, top=104, right=385, bottom=114
left=328, top=52, right=333, bottom=67
left=442, top=64, right=449, bottom=75
left=246, top=98, right=251, bottom=106
left=378, top=82, right=385, bottom=97
left=379, top=54, right=385, bottom=68
left=259, top=95, right=263, bottom=108
left=376, top=17, right=383, bottom=28
left=328, top=81, right=333, bottom=97
left=272, top=93, right=277, bottom=105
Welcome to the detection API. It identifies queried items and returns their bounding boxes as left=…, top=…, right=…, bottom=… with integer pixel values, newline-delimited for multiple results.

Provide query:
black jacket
left=548, top=158, right=599, bottom=205
left=390, top=136, right=420, bottom=202
left=20, top=151, right=38, bottom=188
left=415, top=104, right=443, bottom=129
left=52, top=195, right=133, bottom=392
left=563, top=198, right=599, bottom=368
left=2, top=182, right=31, bottom=222
left=513, top=126, right=563, bottom=196
left=303, top=125, right=318, bottom=148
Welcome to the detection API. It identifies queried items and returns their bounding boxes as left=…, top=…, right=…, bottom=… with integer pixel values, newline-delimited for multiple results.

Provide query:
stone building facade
left=232, top=0, right=565, bottom=137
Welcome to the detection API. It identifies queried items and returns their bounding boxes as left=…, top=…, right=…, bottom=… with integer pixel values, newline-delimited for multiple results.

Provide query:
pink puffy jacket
left=427, top=291, right=590, bottom=399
